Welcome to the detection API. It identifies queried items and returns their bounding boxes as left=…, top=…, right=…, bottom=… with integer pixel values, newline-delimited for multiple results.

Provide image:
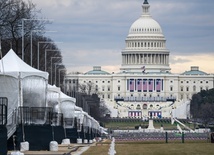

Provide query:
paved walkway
left=8, top=143, right=94, bottom=155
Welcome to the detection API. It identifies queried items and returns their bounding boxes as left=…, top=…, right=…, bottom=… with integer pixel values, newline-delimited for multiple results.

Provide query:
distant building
left=65, top=0, right=214, bottom=119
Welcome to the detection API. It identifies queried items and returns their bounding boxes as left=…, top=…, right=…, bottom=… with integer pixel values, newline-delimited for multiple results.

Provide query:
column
left=135, top=54, right=137, bottom=64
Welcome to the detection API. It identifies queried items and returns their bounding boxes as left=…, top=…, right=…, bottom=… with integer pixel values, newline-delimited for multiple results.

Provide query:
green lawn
left=82, top=142, right=214, bottom=155
left=105, top=121, right=195, bottom=130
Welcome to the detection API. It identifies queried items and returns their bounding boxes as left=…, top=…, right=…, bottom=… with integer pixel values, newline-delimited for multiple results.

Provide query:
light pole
left=45, top=49, right=60, bottom=72
left=37, top=41, right=63, bottom=70
left=30, top=30, right=56, bottom=66
left=22, top=18, right=53, bottom=61
left=54, top=63, right=64, bottom=86
left=58, top=68, right=67, bottom=88
left=37, top=41, right=55, bottom=70
left=51, top=57, right=61, bottom=85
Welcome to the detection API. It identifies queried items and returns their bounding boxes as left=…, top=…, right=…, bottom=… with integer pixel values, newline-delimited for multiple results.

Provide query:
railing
left=115, top=97, right=176, bottom=102
left=0, top=97, right=8, bottom=126
left=7, top=109, right=18, bottom=139
left=18, top=107, right=64, bottom=126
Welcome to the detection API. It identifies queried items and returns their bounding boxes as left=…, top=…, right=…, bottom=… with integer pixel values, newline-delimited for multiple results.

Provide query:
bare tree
left=190, top=88, right=214, bottom=127
left=0, top=0, right=48, bottom=56
left=198, top=103, right=214, bottom=127
left=78, top=82, right=100, bottom=95
left=0, top=0, right=66, bottom=86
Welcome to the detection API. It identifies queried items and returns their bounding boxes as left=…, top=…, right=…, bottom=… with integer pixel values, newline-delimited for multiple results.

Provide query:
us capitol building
left=65, top=0, right=214, bottom=119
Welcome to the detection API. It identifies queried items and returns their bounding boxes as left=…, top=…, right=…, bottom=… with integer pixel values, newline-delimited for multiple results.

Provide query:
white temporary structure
left=0, top=49, right=48, bottom=110
left=47, top=84, right=61, bottom=113
left=0, top=49, right=49, bottom=136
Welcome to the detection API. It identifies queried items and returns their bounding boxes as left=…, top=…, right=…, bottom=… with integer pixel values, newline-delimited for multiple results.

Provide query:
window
left=136, top=104, right=141, bottom=110
left=102, top=81, right=105, bottom=83
left=186, top=81, right=189, bottom=84
left=181, top=87, right=183, bottom=91
left=200, top=81, right=203, bottom=84
left=181, top=81, right=183, bottom=83
left=181, top=94, right=183, bottom=100
left=193, top=85, right=196, bottom=91
left=108, top=87, right=110, bottom=91
left=118, top=80, right=120, bottom=83
left=102, top=95, right=105, bottom=98
left=170, top=86, right=173, bottom=91
left=102, top=87, right=105, bottom=91
left=96, top=81, right=98, bottom=83
left=108, top=81, right=110, bottom=83
left=186, top=87, right=189, bottom=91
left=206, top=81, right=208, bottom=84
left=108, top=94, right=110, bottom=99
left=72, top=79, right=75, bottom=84
left=118, top=86, right=120, bottom=91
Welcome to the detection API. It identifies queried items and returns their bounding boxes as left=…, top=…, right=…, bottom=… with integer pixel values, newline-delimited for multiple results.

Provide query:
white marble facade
left=65, top=1, right=214, bottom=118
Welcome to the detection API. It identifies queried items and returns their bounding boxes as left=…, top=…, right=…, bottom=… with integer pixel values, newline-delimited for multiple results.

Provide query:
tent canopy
left=60, top=91, right=76, bottom=103
left=0, top=49, right=48, bottom=79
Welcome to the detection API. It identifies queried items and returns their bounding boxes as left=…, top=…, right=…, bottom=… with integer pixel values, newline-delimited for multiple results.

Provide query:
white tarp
left=0, top=49, right=49, bottom=125
left=47, top=84, right=61, bottom=113
left=60, top=91, right=76, bottom=118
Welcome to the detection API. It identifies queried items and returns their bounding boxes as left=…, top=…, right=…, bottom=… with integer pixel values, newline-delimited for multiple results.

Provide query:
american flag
left=130, top=79, right=134, bottom=92
left=143, top=79, right=147, bottom=92
left=141, top=66, right=145, bottom=73
left=156, top=79, right=161, bottom=92
left=148, top=79, right=153, bottom=92
left=137, top=79, right=142, bottom=92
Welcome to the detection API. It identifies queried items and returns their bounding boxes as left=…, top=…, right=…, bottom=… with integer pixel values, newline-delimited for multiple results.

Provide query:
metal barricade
left=0, top=97, right=8, bottom=126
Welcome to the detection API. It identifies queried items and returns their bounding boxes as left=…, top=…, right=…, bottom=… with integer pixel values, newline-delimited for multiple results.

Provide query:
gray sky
left=29, top=0, right=214, bottom=74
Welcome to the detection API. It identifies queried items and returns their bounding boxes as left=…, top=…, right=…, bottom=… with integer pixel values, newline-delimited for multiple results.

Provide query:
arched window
left=136, top=104, right=141, bottom=110
left=193, top=85, right=196, bottom=91
left=143, top=104, right=147, bottom=109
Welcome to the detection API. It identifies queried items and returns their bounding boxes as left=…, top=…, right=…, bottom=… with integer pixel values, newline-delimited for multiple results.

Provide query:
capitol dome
left=128, top=17, right=163, bottom=37
left=120, top=0, right=171, bottom=73
left=128, top=0, right=163, bottom=37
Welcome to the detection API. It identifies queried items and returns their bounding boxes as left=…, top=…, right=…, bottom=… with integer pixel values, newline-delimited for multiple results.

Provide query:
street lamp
left=22, top=18, right=53, bottom=61
left=54, top=63, right=64, bottom=86
left=30, top=30, right=56, bottom=66
left=37, top=41, right=63, bottom=70
left=45, top=49, right=60, bottom=72
left=51, top=57, right=61, bottom=85
left=58, top=68, right=67, bottom=88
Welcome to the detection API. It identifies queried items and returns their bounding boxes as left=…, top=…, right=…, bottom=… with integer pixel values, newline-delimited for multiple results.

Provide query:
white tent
left=0, top=49, right=49, bottom=124
left=59, top=91, right=77, bottom=128
left=47, top=84, right=61, bottom=113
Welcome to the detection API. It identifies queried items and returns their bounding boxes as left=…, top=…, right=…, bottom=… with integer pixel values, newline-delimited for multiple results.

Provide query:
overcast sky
left=28, top=0, right=214, bottom=74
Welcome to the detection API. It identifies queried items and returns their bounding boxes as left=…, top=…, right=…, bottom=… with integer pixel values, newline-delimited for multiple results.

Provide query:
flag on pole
left=141, top=66, right=145, bottom=73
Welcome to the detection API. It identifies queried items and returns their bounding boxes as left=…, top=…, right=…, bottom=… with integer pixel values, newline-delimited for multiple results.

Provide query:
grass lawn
left=82, top=142, right=214, bottom=155
left=105, top=121, right=195, bottom=130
